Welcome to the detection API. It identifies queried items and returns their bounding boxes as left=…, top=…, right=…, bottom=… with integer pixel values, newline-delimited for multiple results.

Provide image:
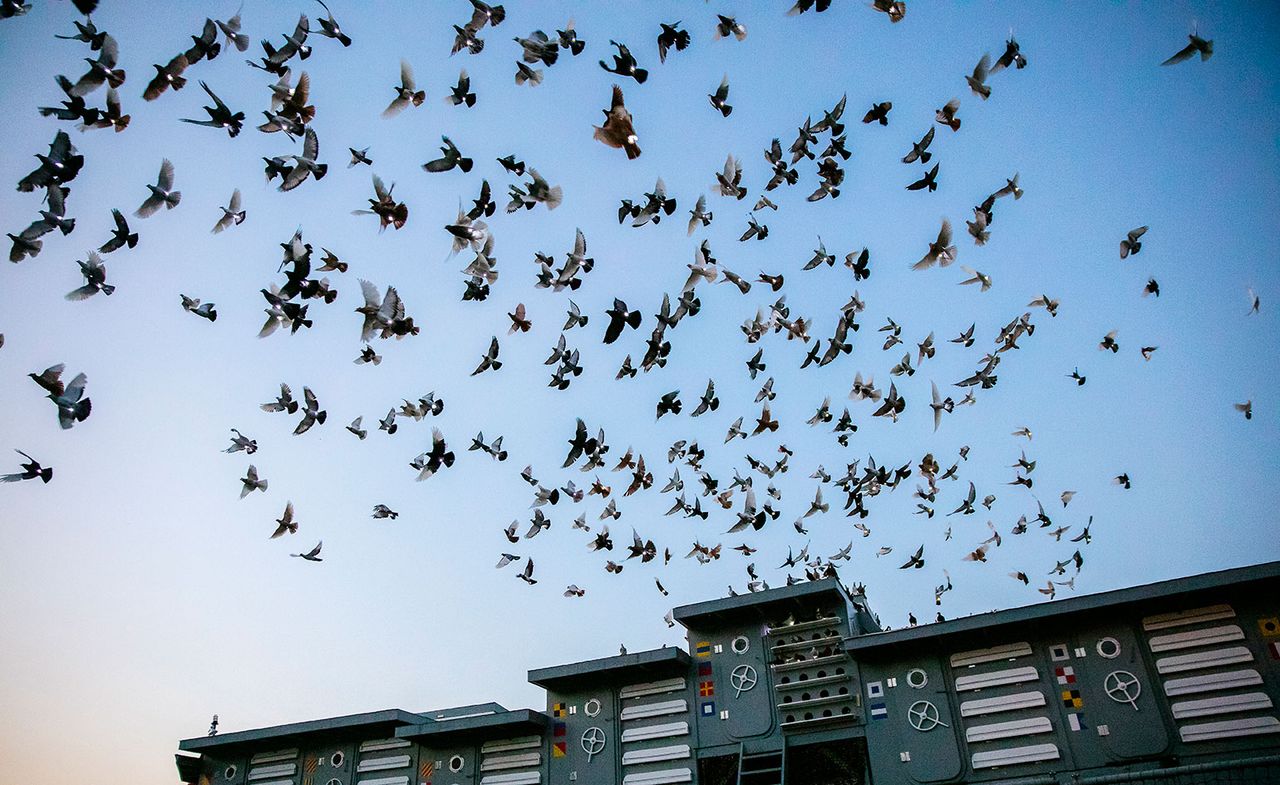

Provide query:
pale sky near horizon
left=1, top=1, right=1278, bottom=784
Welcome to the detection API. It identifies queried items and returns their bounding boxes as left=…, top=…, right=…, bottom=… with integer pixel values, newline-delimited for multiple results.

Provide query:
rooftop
left=528, top=646, right=690, bottom=691
left=844, top=560, right=1280, bottom=655
left=672, top=577, right=853, bottom=628
left=177, top=709, right=423, bottom=755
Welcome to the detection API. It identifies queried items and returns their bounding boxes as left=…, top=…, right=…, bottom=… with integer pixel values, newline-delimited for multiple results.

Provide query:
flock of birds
left=3, top=0, right=1260, bottom=628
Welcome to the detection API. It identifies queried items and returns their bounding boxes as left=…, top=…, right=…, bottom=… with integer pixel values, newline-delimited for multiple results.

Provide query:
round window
left=330, top=751, right=344, bottom=768
left=448, top=755, right=465, bottom=773
left=1097, top=637, right=1121, bottom=659
left=906, top=668, right=929, bottom=689
left=326, top=779, right=341, bottom=785
left=731, top=635, right=750, bottom=654
left=224, top=765, right=237, bottom=780
left=584, top=698, right=602, bottom=717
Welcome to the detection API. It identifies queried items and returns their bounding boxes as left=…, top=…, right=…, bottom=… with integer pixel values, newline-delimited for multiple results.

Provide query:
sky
left=1, top=1, right=1278, bottom=783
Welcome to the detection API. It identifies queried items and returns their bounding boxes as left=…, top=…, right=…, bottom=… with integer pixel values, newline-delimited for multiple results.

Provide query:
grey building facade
left=177, top=561, right=1280, bottom=785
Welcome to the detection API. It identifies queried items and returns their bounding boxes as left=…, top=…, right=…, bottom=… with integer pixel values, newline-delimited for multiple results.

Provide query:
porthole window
left=906, top=668, right=929, bottom=689
left=326, top=779, right=341, bottom=785
left=1097, top=637, right=1121, bottom=659
left=330, top=752, right=344, bottom=768
left=224, top=765, right=237, bottom=780
left=584, top=698, right=602, bottom=717
left=731, top=635, right=750, bottom=655
left=448, top=755, right=465, bottom=773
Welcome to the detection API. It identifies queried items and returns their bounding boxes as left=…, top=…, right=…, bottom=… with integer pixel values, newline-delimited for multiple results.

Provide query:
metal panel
left=249, top=764, right=296, bottom=781
left=356, top=755, right=411, bottom=773
left=619, top=699, right=687, bottom=721
left=480, top=752, right=541, bottom=772
left=954, top=666, right=1039, bottom=692
left=251, top=751, right=299, bottom=765
left=481, top=736, right=541, bottom=754
left=1155, top=646, right=1254, bottom=675
left=479, top=773, right=541, bottom=785
left=949, top=642, right=1033, bottom=668
left=1148, top=625, right=1245, bottom=652
left=1179, top=716, right=1280, bottom=743
left=621, top=745, right=691, bottom=766
left=960, top=692, right=1046, bottom=717
left=971, top=743, right=1060, bottom=769
left=621, top=722, right=689, bottom=743
left=357, top=778, right=410, bottom=785
left=1171, top=693, right=1274, bottom=719
left=965, top=717, right=1054, bottom=743
left=1141, top=604, right=1235, bottom=631
left=621, top=767, right=693, bottom=785
left=620, top=678, right=687, bottom=700
left=1164, top=669, right=1264, bottom=696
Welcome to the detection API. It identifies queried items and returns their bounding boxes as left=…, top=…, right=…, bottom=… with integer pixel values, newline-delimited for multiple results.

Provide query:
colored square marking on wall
left=700, top=701, right=716, bottom=716
left=699, top=680, right=715, bottom=697
left=1062, top=689, right=1083, bottom=709
left=698, top=663, right=713, bottom=676
left=1050, top=643, right=1070, bottom=661
left=552, top=702, right=566, bottom=718
left=552, top=742, right=567, bottom=758
left=1269, top=641, right=1280, bottom=661
left=553, top=721, right=567, bottom=737
left=420, top=761, right=434, bottom=780
left=867, top=680, right=884, bottom=698
left=1068, top=712, right=1084, bottom=732
left=1258, top=617, right=1280, bottom=638
left=870, top=702, right=888, bottom=720
left=695, top=641, right=712, bottom=657
left=1055, top=665, right=1077, bottom=685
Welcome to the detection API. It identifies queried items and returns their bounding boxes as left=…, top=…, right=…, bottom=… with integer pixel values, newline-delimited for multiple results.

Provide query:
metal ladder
left=736, top=741, right=785, bottom=785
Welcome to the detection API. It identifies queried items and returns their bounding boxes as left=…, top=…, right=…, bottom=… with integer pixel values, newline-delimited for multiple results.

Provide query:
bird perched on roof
left=594, top=85, right=641, bottom=159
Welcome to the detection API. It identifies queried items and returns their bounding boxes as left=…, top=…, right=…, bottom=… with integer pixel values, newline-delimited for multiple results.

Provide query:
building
left=176, top=561, right=1280, bottom=785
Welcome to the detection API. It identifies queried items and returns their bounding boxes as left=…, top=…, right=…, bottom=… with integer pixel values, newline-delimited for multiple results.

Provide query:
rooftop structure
left=178, top=561, right=1280, bottom=785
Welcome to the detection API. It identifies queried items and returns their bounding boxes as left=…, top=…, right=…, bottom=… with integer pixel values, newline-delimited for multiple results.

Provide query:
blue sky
left=1, top=2, right=1278, bottom=783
